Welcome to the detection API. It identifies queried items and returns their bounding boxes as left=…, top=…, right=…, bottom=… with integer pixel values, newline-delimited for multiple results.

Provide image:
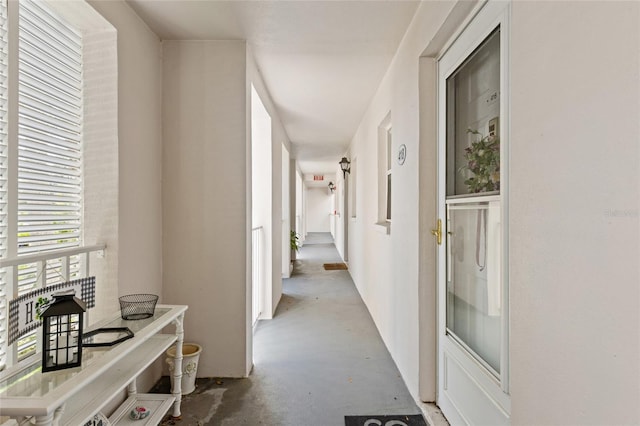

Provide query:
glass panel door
left=446, top=198, right=501, bottom=375
left=445, top=28, right=502, bottom=376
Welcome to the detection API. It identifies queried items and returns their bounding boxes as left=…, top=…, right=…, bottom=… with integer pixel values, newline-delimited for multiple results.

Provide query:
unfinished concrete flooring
left=154, top=233, right=424, bottom=425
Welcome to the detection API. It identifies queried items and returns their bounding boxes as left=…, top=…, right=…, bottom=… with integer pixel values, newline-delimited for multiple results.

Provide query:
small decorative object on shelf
left=129, top=405, right=150, bottom=420
left=462, top=128, right=500, bottom=193
left=41, top=290, right=86, bottom=372
left=82, top=327, right=134, bottom=347
left=83, top=412, right=111, bottom=426
left=119, top=294, right=158, bottom=320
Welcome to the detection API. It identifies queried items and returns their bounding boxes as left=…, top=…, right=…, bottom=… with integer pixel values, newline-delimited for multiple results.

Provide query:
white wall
left=88, top=0, right=163, bottom=302
left=348, top=0, right=640, bottom=423
left=295, top=167, right=305, bottom=241
left=346, top=0, right=455, bottom=401
left=508, top=2, right=639, bottom=424
left=162, top=40, right=250, bottom=378
left=335, top=169, right=348, bottom=261
left=87, top=0, right=164, bottom=392
left=305, top=186, right=332, bottom=233
left=281, top=145, right=291, bottom=278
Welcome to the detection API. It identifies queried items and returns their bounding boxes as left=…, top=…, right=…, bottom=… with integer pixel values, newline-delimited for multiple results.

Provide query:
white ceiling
left=126, top=0, right=420, bottom=174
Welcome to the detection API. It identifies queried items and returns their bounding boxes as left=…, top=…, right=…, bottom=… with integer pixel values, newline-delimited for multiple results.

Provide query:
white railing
left=251, top=227, right=263, bottom=327
left=0, top=244, right=106, bottom=368
left=0, top=243, right=106, bottom=280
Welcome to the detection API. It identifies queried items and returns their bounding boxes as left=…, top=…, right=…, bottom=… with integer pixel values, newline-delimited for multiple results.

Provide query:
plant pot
left=166, top=343, right=202, bottom=395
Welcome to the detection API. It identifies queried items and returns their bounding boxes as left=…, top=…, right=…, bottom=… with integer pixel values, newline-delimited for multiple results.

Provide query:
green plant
left=462, top=129, right=500, bottom=193
left=290, top=230, right=300, bottom=252
left=35, top=296, right=50, bottom=321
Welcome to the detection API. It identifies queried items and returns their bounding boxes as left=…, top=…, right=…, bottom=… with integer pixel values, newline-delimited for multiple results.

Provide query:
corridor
left=155, top=232, right=425, bottom=425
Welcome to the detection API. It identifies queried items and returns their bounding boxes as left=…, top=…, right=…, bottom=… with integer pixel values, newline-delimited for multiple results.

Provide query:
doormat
left=345, top=414, right=427, bottom=426
left=324, top=263, right=348, bottom=270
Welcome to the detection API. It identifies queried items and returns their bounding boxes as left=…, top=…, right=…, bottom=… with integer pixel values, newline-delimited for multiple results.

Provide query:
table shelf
left=61, top=335, right=176, bottom=425
left=108, top=393, right=175, bottom=425
left=0, top=305, right=188, bottom=426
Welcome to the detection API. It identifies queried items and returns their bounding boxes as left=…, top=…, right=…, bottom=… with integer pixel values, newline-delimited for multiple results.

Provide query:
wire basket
left=119, top=294, right=158, bottom=320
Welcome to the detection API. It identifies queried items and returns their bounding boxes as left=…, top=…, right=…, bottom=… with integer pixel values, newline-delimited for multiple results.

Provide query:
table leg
left=52, top=404, right=65, bottom=426
left=128, top=379, right=137, bottom=396
left=170, top=313, right=184, bottom=419
left=33, top=412, right=54, bottom=426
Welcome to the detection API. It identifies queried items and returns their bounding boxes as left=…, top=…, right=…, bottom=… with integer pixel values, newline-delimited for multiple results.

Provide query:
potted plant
left=462, top=128, right=500, bottom=193
left=290, top=230, right=300, bottom=261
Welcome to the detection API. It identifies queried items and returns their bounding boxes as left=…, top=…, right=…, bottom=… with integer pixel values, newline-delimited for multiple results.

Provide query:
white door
left=436, top=2, right=511, bottom=424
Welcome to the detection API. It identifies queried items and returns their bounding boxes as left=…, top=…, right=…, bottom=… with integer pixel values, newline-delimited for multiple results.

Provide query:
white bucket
left=166, top=343, right=202, bottom=395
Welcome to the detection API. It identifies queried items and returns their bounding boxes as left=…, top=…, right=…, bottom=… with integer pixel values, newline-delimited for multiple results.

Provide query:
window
left=18, top=0, right=83, bottom=258
left=445, top=28, right=503, bottom=374
left=0, top=0, right=84, bottom=367
left=385, top=128, right=392, bottom=222
left=349, top=157, right=356, bottom=219
left=376, top=112, right=392, bottom=231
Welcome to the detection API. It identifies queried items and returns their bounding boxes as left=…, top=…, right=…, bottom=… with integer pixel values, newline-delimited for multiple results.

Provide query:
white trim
left=436, top=0, right=489, bottom=61
left=0, top=244, right=105, bottom=268
left=498, top=2, right=511, bottom=395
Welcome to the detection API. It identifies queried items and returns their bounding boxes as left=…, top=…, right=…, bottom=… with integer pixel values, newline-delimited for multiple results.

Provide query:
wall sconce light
left=328, top=182, right=335, bottom=193
left=339, top=157, right=351, bottom=179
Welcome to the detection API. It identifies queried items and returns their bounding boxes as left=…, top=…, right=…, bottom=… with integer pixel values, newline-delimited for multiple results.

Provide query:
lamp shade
left=339, top=157, right=351, bottom=178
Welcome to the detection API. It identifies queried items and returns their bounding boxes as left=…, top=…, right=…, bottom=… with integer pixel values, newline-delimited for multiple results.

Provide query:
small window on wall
left=386, top=128, right=392, bottom=221
left=350, top=157, right=357, bottom=219
left=377, top=112, right=392, bottom=231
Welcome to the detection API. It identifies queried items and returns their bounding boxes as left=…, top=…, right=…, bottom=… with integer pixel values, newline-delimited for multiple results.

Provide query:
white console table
left=0, top=304, right=188, bottom=426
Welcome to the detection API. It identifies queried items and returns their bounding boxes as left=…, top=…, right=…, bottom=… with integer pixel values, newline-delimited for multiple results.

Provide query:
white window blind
left=0, top=0, right=8, bottom=370
left=15, top=0, right=83, bottom=360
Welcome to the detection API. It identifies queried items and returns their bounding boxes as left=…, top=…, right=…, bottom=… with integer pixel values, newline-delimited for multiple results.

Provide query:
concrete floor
left=154, top=232, right=429, bottom=426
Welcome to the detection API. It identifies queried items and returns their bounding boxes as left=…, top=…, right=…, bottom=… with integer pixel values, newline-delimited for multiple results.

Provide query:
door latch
left=431, top=219, right=442, bottom=245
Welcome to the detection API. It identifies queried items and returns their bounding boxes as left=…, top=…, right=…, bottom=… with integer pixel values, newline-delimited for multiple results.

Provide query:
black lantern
left=41, top=291, right=86, bottom=372
left=328, top=181, right=335, bottom=193
left=339, top=157, right=351, bottom=179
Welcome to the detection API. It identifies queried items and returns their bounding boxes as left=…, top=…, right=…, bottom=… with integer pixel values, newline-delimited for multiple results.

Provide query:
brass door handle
left=431, top=219, right=442, bottom=245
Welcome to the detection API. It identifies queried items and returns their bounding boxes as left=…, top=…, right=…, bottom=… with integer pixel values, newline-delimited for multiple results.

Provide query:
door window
left=445, top=28, right=503, bottom=376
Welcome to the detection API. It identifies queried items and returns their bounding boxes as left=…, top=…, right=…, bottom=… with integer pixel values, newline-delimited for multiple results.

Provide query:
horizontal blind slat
left=18, top=170, right=81, bottom=186
left=18, top=155, right=81, bottom=174
left=19, top=115, right=81, bottom=141
left=19, top=130, right=81, bottom=151
left=18, top=181, right=80, bottom=194
left=18, top=140, right=80, bottom=161
left=20, top=1, right=82, bottom=51
left=20, top=80, right=81, bottom=113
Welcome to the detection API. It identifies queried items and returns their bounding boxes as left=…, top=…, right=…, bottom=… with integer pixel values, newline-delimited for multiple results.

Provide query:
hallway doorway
left=251, top=85, right=273, bottom=325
